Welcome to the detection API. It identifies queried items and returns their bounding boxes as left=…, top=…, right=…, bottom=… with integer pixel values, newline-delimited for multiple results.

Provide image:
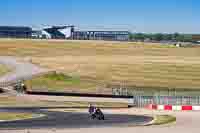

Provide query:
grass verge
left=40, top=100, right=129, bottom=108
left=0, top=112, right=44, bottom=121
left=0, top=96, right=128, bottom=108
left=0, top=64, right=10, bottom=76
left=25, top=73, right=108, bottom=94
left=153, top=115, right=176, bottom=125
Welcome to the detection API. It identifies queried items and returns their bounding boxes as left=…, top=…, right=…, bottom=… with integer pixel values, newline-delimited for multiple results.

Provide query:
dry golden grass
left=1, top=39, right=200, bottom=89
left=0, top=96, right=128, bottom=108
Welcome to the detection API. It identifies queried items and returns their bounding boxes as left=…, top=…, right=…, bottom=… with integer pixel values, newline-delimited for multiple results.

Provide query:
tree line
left=129, top=33, right=193, bottom=42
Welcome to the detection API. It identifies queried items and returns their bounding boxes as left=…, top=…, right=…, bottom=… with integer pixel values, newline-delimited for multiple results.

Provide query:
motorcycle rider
left=88, top=104, right=96, bottom=115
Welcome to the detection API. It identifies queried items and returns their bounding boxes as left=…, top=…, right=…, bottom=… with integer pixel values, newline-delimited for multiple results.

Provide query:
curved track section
left=0, top=108, right=152, bottom=130
left=1, top=109, right=200, bottom=133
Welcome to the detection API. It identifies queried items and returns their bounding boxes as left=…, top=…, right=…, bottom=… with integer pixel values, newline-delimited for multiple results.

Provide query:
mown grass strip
left=0, top=96, right=128, bottom=108
left=153, top=115, right=176, bottom=125
left=0, top=64, right=10, bottom=76
left=25, top=73, right=99, bottom=92
left=0, top=112, right=44, bottom=121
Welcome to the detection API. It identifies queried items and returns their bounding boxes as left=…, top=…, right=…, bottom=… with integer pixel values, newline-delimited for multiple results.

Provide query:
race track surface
left=0, top=108, right=152, bottom=130
left=1, top=108, right=200, bottom=133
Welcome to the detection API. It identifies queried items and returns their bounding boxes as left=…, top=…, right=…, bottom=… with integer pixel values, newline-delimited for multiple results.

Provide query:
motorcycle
left=91, top=109, right=105, bottom=120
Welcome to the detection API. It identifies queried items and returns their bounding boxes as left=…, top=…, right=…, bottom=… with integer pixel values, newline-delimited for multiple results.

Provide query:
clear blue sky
left=0, top=0, right=199, bottom=33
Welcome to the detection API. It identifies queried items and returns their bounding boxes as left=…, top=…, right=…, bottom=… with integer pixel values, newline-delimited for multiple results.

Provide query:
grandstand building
left=43, top=26, right=74, bottom=39
left=40, top=26, right=129, bottom=41
left=0, top=26, right=32, bottom=38
left=0, top=25, right=130, bottom=41
left=73, top=30, right=130, bottom=41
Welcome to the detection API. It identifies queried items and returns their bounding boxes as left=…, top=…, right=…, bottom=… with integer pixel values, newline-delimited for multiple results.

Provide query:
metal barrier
left=112, top=88, right=200, bottom=107
left=2, top=69, right=200, bottom=107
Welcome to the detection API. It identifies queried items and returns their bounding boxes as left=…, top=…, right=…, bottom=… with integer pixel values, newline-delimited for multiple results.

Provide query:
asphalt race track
left=0, top=108, right=153, bottom=130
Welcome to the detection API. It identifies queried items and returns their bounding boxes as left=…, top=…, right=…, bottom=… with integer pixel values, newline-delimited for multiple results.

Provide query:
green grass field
left=0, top=39, right=200, bottom=90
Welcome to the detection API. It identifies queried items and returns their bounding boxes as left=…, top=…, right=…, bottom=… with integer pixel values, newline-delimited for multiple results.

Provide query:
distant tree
left=144, top=34, right=153, bottom=40
left=163, top=34, right=173, bottom=41
left=132, top=33, right=146, bottom=41
left=130, top=33, right=193, bottom=42
left=172, top=33, right=180, bottom=41
left=129, top=34, right=134, bottom=40
left=178, top=35, right=185, bottom=42
left=182, top=34, right=193, bottom=42
left=152, top=33, right=164, bottom=41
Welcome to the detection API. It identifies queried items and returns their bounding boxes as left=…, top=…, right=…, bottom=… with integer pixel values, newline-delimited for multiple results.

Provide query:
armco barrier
left=27, top=91, right=132, bottom=99
left=146, top=104, right=200, bottom=111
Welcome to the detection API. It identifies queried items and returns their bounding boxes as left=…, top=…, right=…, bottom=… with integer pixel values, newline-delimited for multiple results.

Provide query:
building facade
left=73, top=30, right=130, bottom=41
left=0, top=25, right=130, bottom=41
left=43, top=26, right=74, bottom=39
left=0, top=26, right=32, bottom=38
